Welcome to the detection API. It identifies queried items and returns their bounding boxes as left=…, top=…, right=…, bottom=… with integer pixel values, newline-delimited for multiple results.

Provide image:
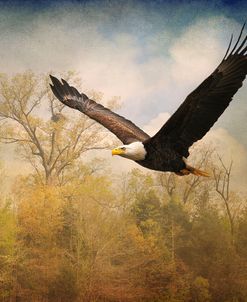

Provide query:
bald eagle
left=50, top=25, right=247, bottom=177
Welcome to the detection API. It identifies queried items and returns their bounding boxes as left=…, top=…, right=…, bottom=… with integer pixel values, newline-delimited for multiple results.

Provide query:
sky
left=0, top=0, right=246, bottom=189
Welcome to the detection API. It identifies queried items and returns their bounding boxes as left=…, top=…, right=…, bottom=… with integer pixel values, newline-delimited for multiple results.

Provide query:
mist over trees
left=0, top=72, right=247, bottom=302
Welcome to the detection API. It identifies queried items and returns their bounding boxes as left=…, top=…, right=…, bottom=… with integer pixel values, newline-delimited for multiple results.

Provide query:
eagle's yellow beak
left=112, top=148, right=125, bottom=156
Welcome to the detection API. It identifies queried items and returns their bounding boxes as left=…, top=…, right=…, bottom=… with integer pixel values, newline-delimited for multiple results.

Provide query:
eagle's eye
left=121, top=147, right=126, bottom=151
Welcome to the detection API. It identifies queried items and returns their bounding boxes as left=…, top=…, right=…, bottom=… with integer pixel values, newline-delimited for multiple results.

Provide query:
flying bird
left=50, top=25, right=247, bottom=177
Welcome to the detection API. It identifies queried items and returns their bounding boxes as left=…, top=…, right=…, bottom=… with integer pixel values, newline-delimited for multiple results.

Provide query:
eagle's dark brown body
left=138, top=139, right=186, bottom=173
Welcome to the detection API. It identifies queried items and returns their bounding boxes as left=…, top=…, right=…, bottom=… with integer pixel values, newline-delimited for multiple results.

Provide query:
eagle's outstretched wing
left=146, top=24, right=247, bottom=157
left=50, top=76, right=150, bottom=144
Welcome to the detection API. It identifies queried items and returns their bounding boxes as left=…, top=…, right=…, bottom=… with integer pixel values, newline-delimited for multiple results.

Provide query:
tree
left=14, top=183, right=64, bottom=300
left=213, top=156, right=235, bottom=241
left=191, top=276, right=211, bottom=302
left=0, top=71, right=119, bottom=185
left=0, top=199, right=17, bottom=301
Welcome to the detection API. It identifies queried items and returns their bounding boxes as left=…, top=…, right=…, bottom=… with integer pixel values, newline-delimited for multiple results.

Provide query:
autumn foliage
left=0, top=72, right=247, bottom=301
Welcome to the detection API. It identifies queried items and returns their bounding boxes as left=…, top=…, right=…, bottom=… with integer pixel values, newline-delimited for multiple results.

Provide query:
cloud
left=0, top=8, right=245, bottom=125
left=143, top=112, right=170, bottom=136
left=169, top=17, right=238, bottom=87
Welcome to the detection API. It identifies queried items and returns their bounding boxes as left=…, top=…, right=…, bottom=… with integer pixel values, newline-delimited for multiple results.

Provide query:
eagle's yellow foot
left=176, top=165, right=210, bottom=177
left=176, top=169, right=190, bottom=176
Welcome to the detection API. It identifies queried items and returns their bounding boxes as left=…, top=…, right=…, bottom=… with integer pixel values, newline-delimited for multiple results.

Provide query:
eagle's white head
left=112, top=141, right=147, bottom=161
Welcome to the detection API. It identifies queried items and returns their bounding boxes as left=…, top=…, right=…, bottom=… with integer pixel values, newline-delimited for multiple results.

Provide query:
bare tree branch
left=213, top=155, right=235, bottom=241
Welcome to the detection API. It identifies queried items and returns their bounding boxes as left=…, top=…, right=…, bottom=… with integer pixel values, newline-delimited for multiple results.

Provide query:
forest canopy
left=0, top=72, right=247, bottom=302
